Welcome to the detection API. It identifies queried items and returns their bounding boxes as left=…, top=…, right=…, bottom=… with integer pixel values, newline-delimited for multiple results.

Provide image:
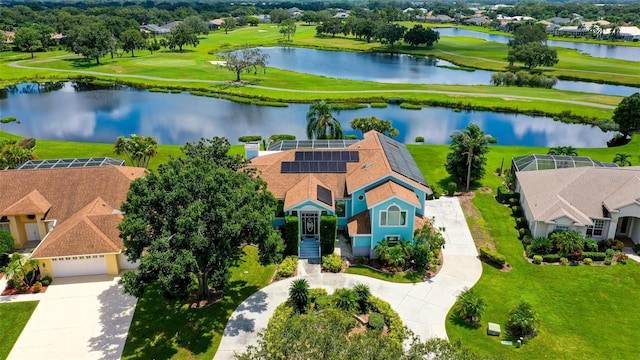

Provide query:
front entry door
left=301, top=212, right=318, bottom=238
left=25, top=223, right=41, bottom=241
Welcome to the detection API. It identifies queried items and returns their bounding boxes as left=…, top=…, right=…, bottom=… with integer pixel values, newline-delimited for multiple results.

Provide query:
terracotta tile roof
left=1, top=190, right=52, bottom=215
left=0, top=166, right=146, bottom=224
left=283, top=175, right=334, bottom=211
left=348, top=211, right=371, bottom=235
left=365, top=181, right=421, bottom=208
left=516, top=166, right=640, bottom=225
left=414, top=215, right=427, bottom=231
left=32, top=198, right=124, bottom=258
left=249, top=131, right=429, bottom=206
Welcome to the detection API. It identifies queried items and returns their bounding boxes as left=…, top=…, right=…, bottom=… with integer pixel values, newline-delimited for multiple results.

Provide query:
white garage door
left=52, top=255, right=108, bottom=277
left=118, top=254, right=139, bottom=270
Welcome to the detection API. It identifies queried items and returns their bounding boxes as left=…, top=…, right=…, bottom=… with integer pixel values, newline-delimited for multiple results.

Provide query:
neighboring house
left=512, top=156, right=640, bottom=243
left=2, top=30, right=15, bottom=43
left=0, top=160, right=146, bottom=278
left=248, top=131, right=432, bottom=258
left=209, top=19, right=225, bottom=30
left=547, top=17, right=571, bottom=25
left=254, top=14, right=271, bottom=23
left=556, top=26, right=590, bottom=37
left=140, top=24, right=170, bottom=35
left=600, top=26, right=640, bottom=41
left=463, top=17, right=490, bottom=26
left=161, top=21, right=182, bottom=31
left=333, top=12, right=349, bottom=19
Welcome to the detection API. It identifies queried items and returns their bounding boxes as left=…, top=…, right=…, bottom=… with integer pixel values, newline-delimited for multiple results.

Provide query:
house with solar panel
left=512, top=155, right=640, bottom=244
left=248, top=131, right=432, bottom=259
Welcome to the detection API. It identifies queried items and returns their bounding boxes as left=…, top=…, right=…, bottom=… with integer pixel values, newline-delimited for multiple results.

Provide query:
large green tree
left=167, top=23, right=199, bottom=52
left=445, top=123, right=496, bottom=192
left=612, top=92, right=640, bottom=137
left=119, top=29, right=146, bottom=57
left=0, top=139, right=37, bottom=170
left=349, top=116, right=399, bottom=138
left=279, top=18, right=297, bottom=41
left=508, top=42, right=558, bottom=69
left=509, top=24, right=548, bottom=47
left=375, top=22, right=407, bottom=47
left=183, top=15, right=209, bottom=35
left=118, top=137, right=277, bottom=301
left=113, top=134, right=158, bottom=168
left=66, top=23, right=113, bottom=64
left=13, top=27, right=41, bottom=58
left=403, top=25, right=439, bottom=47
left=306, top=101, right=343, bottom=139
left=220, top=48, right=269, bottom=82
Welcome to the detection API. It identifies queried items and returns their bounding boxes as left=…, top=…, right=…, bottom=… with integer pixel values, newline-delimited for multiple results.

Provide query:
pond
left=260, top=47, right=638, bottom=97
left=0, top=82, right=612, bottom=148
left=436, top=27, right=640, bottom=62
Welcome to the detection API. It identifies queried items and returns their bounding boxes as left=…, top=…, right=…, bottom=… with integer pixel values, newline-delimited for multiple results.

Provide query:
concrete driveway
left=214, top=197, right=482, bottom=360
left=7, top=275, right=137, bottom=360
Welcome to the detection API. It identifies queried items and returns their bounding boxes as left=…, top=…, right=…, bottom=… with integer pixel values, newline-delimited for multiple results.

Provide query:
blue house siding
left=351, top=176, right=426, bottom=216
left=370, top=198, right=416, bottom=251
left=352, top=235, right=372, bottom=257
left=286, top=200, right=334, bottom=215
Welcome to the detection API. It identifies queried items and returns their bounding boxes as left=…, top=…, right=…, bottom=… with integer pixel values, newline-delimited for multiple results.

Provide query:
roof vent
left=362, top=162, right=374, bottom=169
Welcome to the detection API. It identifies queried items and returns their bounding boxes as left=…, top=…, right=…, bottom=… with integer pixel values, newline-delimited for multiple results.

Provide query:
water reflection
left=0, top=83, right=611, bottom=148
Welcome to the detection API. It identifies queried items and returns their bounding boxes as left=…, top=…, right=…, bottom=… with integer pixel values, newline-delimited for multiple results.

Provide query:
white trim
left=379, top=204, right=408, bottom=227
left=367, top=194, right=420, bottom=210
left=284, top=198, right=333, bottom=213
left=348, top=174, right=429, bottom=198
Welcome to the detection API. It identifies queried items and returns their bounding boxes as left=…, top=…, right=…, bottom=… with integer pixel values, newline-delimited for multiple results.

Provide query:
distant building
left=463, top=17, right=490, bottom=26
left=547, top=17, right=571, bottom=25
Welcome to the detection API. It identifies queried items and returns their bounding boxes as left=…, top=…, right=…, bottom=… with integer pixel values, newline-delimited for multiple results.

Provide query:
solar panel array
left=294, top=151, right=359, bottom=162
left=316, top=185, right=333, bottom=206
left=378, top=135, right=428, bottom=187
left=268, top=139, right=358, bottom=151
left=17, top=157, right=125, bottom=170
left=281, top=161, right=347, bottom=173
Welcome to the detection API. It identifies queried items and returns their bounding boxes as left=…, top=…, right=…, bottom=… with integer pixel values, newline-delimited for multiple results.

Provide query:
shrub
left=17, top=138, right=36, bottom=149
left=615, top=252, right=628, bottom=264
left=344, top=134, right=358, bottom=140
left=582, top=252, right=606, bottom=261
left=238, top=135, right=262, bottom=143
left=525, top=244, right=536, bottom=258
left=519, top=228, right=531, bottom=239
left=603, top=238, right=624, bottom=250
left=355, top=256, right=369, bottom=265
left=605, top=248, right=615, bottom=258
left=530, top=237, right=554, bottom=255
left=320, top=215, right=337, bottom=256
left=314, top=295, right=331, bottom=311
left=0, top=230, right=14, bottom=267
left=635, top=243, right=640, bottom=255
left=415, top=136, right=425, bottom=143
left=533, top=255, right=543, bottom=264
left=40, top=276, right=52, bottom=287
left=370, top=296, right=405, bottom=346
left=353, top=283, right=372, bottom=314
left=308, top=288, right=328, bottom=303
left=259, top=231, right=284, bottom=265
left=584, top=258, right=593, bottom=265
left=284, top=216, right=299, bottom=256
left=368, top=312, right=385, bottom=330
left=604, top=258, right=612, bottom=266
left=289, top=279, right=310, bottom=314
left=322, top=253, right=343, bottom=273
left=269, top=134, right=296, bottom=142
left=496, top=187, right=518, bottom=204
left=542, top=253, right=562, bottom=263
left=333, top=288, right=358, bottom=312
left=507, top=301, right=539, bottom=339
left=560, top=257, right=569, bottom=265
left=550, top=230, right=585, bottom=255
left=509, top=197, right=519, bottom=206
left=447, top=182, right=457, bottom=196
left=511, top=206, right=521, bottom=216
left=32, top=281, right=42, bottom=293
left=479, top=246, right=506, bottom=267
left=521, top=235, right=532, bottom=246
left=584, top=238, right=598, bottom=252
left=277, top=256, right=298, bottom=278
left=454, top=287, right=486, bottom=324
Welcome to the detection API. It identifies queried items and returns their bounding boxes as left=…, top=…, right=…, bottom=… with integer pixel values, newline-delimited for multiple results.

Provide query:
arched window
left=380, top=205, right=407, bottom=226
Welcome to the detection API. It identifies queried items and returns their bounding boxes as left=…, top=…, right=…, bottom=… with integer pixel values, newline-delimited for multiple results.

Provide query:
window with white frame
left=555, top=225, right=569, bottom=231
left=0, top=216, right=9, bottom=233
left=385, top=235, right=400, bottom=245
left=380, top=205, right=407, bottom=226
left=587, top=219, right=605, bottom=237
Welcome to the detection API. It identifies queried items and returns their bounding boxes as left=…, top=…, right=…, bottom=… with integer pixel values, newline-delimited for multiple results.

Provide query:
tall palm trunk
left=466, top=146, right=474, bottom=192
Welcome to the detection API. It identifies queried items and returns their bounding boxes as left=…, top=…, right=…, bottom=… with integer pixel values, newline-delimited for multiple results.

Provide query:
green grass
left=0, top=301, right=39, bottom=358
left=405, top=135, right=640, bottom=359
left=344, top=265, right=423, bottom=283
left=121, top=245, right=275, bottom=360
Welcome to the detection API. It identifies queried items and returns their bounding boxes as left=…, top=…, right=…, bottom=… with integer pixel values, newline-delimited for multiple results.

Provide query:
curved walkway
left=213, top=197, right=482, bottom=360
left=8, top=59, right=616, bottom=109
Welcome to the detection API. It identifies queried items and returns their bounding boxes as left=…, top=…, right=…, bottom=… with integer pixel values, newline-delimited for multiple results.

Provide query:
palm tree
left=305, top=101, right=343, bottom=139
left=333, top=288, right=358, bottom=312
left=454, top=287, right=487, bottom=323
left=547, top=146, right=564, bottom=155
left=455, top=125, right=495, bottom=192
left=353, top=283, right=371, bottom=314
left=373, top=239, right=390, bottom=261
left=288, top=279, right=310, bottom=313
left=550, top=230, right=584, bottom=256
left=562, top=146, right=578, bottom=156
left=507, top=301, right=539, bottom=338
left=113, top=134, right=159, bottom=168
left=589, top=24, right=600, bottom=39
left=613, top=153, right=632, bottom=167
left=385, top=246, right=406, bottom=269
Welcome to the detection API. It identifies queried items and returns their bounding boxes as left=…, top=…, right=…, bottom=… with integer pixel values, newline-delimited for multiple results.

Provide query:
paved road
left=8, top=58, right=616, bottom=109
left=3, top=275, right=137, bottom=360
left=214, top=197, right=482, bottom=360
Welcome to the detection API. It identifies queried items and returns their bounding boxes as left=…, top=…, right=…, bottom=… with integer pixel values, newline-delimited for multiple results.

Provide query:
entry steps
left=299, top=239, right=321, bottom=259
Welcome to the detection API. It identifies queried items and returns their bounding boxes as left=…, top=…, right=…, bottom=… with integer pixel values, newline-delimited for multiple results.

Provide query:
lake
left=0, top=82, right=612, bottom=148
left=260, top=47, right=638, bottom=97
left=436, top=27, right=640, bottom=62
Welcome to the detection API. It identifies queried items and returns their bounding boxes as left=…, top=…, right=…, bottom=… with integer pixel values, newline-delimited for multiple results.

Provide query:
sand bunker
left=209, top=60, right=227, bottom=66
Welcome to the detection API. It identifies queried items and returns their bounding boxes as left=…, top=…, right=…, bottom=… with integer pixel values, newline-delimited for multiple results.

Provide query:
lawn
left=121, top=246, right=275, bottom=360
left=344, top=265, right=423, bottom=283
left=0, top=301, right=39, bottom=358
left=408, top=135, right=640, bottom=359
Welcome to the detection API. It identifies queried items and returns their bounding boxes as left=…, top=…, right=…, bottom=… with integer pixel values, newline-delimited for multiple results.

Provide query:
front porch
left=299, top=238, right=320, bottom=259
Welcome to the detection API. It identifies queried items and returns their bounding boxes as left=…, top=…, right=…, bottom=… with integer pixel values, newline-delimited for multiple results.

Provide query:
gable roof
left=284, top=175, right=334, bottom=211
left=517, top=167, right=640, bottom=225
left=365, top=181, right=421, bottom=208
left=2, top=190, right=52, bottom=215
left=249, top=132, right=430, bottom=207
left=32, top=198, right=124, bottom=258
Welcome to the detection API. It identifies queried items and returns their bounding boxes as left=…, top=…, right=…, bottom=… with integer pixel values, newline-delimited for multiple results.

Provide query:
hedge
left=496, top=186, right=519, bottom=204
left=479, top=246, right=506, bottom=267
left=277, top=256, right=298, bottom=278
left=320, top=215, right=337, bottom=256
left=284, top=216, right=299, bottom=256
left=542, top=253, right=562, bottom=263
left=269, top=134, right=296, bottom=142
left=370, top=296, right=405, bottom=346
left=238, top=135, right=262, bottom=143
left=17, top=138, right=36, bottom=149
left=582, top=252, right=606, bottom=261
